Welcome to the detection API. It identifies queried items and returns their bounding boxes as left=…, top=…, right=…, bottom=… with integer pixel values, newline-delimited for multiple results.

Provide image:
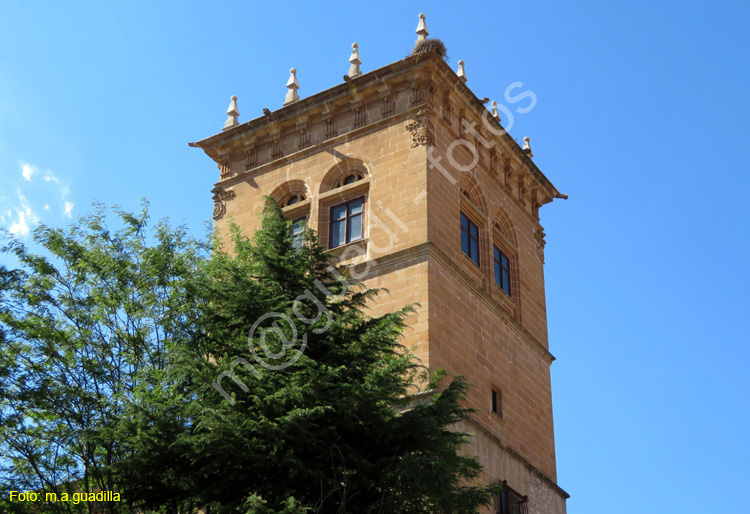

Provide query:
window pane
left=502, top=270, right=511, bottom=295
left=349, top=198, right=363, bottom=214
left=470, top=239, right=479, bottom=264
left=332, top=204, right=347, bottom=221
left=461, top=213, right=469, bottom=230
left=494, top=262, right=501, bottom=286
left=461, top=228, right=469, bottom=255
left=349, top=213, right=362, bottom=242
left=494, top=247, right=500, bottom=262
left=502, top=254, right=510, bottom=270
left=331, top=219, right=346, bottom=247
left=470, top=222, right=478, bottom=239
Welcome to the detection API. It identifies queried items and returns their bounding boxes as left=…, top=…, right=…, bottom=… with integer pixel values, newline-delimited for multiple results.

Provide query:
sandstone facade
left=192, top=49, right=568, bottom=514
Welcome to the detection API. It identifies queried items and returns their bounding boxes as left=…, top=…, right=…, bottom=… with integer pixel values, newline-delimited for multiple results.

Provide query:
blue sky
left=1, top=1, right=749, bottom=512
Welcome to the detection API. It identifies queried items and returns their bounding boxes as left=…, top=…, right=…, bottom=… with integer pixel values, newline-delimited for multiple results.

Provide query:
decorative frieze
left=442, top=91, right=452, bottom=123
left=504, top=158, right=514, bottom=192
left=352, top=99, right=366, bottom=128
left=410, top=82, right=423, bottom=105
left=217, top=159, right=232, bottom=180
left=380, top=88, right=395, bottom=118
left=324, top=110, right=337, bottom=139
left=270, top=134, right=283, bottom=159
left=245, top=146, right=257, bottom=170
left=519, top=175, right=529, bottom=207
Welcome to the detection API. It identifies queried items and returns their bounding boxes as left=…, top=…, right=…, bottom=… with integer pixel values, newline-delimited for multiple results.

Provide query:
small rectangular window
left=330, top=197, right=364, bottom=248
left=492, top=388, right=502, bottom=417
left=493, top=246, right=511, bottom=296
left=460, top=212, right=480, bottom=266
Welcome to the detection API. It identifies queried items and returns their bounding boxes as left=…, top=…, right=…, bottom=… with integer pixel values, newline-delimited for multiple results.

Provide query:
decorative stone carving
left=348, top=43, right=362, bottom=78
left=491, top=100, right=501, bottom=121
left=457, top=60, right=467, bottom=82
left=522, top=136, right=534, bottom=157
left=404, top=108, right=432, bottom=147
left=534, top=227, right=547, bottom=264
left=211, top=186, right=236, bottom=220
left=217, top=159, right=232, bottom=180
left=270, top=132, right=283, bottom=159
left=245, top=147, right=257, bottom=170
left=504, top=158, right=514, bottom=191
left=379, top=86, right=395, bottom=118
left=442, top=91, right=452, bottom=122
left=284, top=68, right=300, bottom=106
left=415, top=13, right=428, bottom=47
left=223, top=95, right=239, bottom=131
left=324, top=113, right=337, bottom=139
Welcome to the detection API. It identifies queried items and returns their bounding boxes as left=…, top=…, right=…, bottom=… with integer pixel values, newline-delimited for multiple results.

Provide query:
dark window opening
left=330, top=197, right=364, bottom=248
left=492, top=389, right=502, bottom=417
left=283, top=194, right=305, bottom=207
left=496, top=481, right=528, bottom=514
left=339, top=172, right=364, bottom=188
left=460, top=212, right=480, bottom=265
left=493, top=246, right=512, bottom=296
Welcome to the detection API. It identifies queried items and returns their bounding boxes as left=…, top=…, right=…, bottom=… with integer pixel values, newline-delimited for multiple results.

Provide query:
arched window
left=340, top=172, right=364, bottom=187
left=318, top=159, right=370, bottom=250
left=491, top=209, right=519, bottom=302
left=282, top=193, right=306, bottom=207
left=270, top=180, right=311, bottom=249
left=458, top=174, right=487, bottom=268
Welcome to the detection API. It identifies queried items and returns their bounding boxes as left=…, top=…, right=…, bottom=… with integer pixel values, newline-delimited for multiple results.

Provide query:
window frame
left=329, top=196, right=365, bottom=249
left=460, top=211, right=481, bottom=266
left=496, top=481, right=529, bottom=514
left=291, top=216, right=306, bottom=249
left=491, top=388, right=503, bottom=418
left=493, top=246, right=512, bottom=297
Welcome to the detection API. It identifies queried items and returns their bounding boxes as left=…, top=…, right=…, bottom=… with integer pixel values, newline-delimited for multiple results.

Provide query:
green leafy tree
left=0, top=202, right=209, bottom=514
left=1, top=199, right=498, bottom=514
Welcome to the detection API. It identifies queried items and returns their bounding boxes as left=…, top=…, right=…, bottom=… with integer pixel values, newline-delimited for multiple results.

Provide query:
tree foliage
left=0, top=199, right=497, bottom=514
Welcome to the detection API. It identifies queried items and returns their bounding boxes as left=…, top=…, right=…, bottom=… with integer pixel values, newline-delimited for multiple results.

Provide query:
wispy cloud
left=1, top=161, right=74, bottom=237
left=43, top=171, right=60, bottom=184
left=21, top=163, right=36, bottom=181
left=8, top=190, right=40, bottom=237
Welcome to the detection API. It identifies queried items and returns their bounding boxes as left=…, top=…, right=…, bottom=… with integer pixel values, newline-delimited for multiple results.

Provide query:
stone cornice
left=189, top=53, right=435, bottom=155
left=189, top=52, right=564, bottom=203
left=216, top=106, right=425, bottom=191
left=464, top=414, right=570, bottom=500
left=399, top=389, right=570, bottom=501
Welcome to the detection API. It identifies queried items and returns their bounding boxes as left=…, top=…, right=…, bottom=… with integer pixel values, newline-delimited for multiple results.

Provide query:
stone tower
left=191, top=15, right=568, bottom=514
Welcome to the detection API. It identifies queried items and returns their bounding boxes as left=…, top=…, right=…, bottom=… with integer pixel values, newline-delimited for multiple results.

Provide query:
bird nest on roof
left=412, top=38, right=448, bottom=59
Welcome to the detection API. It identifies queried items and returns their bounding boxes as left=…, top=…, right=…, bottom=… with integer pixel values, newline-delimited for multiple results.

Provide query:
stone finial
left=223, top=95, right=239, bottom=131
left=284, top=68, right=300, bottom=105
left=457, top=60, right=467, bottom=82
left=522, top=136, right=534, bottom=157
left=415, top=13, right=428, bottom=45
left=491, top=101, right=501, bottom=121
left=348, top=43, right=362, bottom=78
